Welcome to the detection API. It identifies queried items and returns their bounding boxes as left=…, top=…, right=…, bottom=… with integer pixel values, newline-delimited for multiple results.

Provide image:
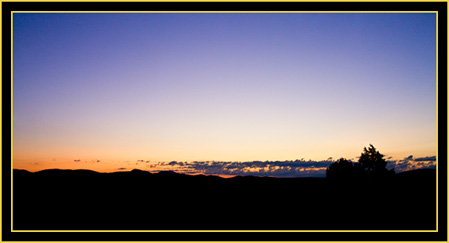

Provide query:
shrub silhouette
left=326, top=158, right=364, bottom=180
left=326, top=144, right=394, bottom=180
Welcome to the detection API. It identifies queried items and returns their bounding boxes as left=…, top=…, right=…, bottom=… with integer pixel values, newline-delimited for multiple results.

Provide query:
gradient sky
left=13, top=13, right=437, bottom=173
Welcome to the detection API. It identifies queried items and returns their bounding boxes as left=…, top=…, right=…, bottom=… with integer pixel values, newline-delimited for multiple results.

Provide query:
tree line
left=326, top=144, right=395, bottom=180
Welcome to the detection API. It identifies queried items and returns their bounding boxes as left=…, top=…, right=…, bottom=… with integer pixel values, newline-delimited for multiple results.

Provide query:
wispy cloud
left=414, top=156, right=436, bottom=162
left=154, top=160, right=335, bottom=177
left=73, top=159, right=101, bottom=163
left=147, top=155, right=436, bottom=177
left=387, top=155, right=436, bottom=172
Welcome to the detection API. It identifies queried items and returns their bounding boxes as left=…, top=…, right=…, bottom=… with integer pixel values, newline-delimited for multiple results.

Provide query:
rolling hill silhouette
left=13, top=168, right=436, bottom=230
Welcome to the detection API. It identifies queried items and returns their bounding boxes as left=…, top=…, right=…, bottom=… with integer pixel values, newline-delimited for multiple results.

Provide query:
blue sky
left=13, top=13, right=437, bottom=173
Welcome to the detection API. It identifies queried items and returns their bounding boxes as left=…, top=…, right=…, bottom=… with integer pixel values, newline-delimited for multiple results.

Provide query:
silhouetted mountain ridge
left=13, top=168, right=436, bottom=230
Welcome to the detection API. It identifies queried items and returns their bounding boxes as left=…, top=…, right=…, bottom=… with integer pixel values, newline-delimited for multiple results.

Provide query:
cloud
left=414, top=156, right=436, bottom=162
left=158, top=160, right=334, bottom=177
left=386, top=155, right=436, bottom=172
left=168, top=161, right=179, bottom=166
left=74, top=159, right=81, bottom=162
left=117, top=168, right=127, bottom=171
left=151, top=154, right=436, bottom=177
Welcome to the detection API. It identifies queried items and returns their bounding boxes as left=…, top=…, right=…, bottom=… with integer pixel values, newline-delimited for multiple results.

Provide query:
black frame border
left=2, top=1, right=447, bottom=241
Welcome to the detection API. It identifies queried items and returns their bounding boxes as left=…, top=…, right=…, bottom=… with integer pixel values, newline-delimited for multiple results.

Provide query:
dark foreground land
left=13, top=168, right=436, bottom=230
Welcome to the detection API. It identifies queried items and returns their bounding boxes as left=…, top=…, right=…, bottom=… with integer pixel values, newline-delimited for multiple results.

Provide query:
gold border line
left=444, top=3, right=449, bottom=241
left=8, top=10, right=441, bottom=234
left=10, top=11, right=440, bottom=13
left=437, top=2, right=449, bottom=239
left=4, top=242, right=449, bottom=243
left=9, top=5, right=13, bottom=237
left=11, top=230, right=438, bottom=233
left=3, top=242, right=449, bottom=243
left=0, top=0, right=2, bottom=241
left=3, top=0, right=447, bottom=1
left=435, top=11, right=439, bottom=233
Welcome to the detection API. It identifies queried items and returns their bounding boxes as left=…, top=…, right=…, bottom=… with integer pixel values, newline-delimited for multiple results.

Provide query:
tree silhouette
left=326, top=158, right=356, bottom=180
left=359, top=144, right=394, bottom=177
left=326, top=158, right=366, bottom=180
left=326, top=145, right=394, bottom=180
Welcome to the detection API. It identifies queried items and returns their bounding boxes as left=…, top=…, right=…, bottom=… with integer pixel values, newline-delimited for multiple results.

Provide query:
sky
left=13, top=13, right=437, bottom=175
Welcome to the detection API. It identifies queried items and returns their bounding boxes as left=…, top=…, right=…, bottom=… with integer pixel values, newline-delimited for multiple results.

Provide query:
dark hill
left=34, top=168, right=101, bottom=176
left=396, top=168, right=436, bottom=177
left=12, top=168, right=436, bottom=230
